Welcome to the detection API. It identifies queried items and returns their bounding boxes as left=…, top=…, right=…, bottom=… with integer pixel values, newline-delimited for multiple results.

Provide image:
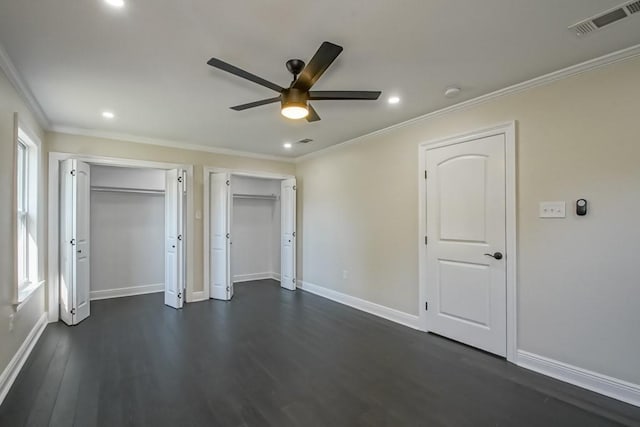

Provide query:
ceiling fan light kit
left=207, top=41, right=381, bottom=122
left=281, top=88, right=309, bottom=119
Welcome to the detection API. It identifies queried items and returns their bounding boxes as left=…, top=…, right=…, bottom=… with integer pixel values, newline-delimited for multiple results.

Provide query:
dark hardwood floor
left=1, top=280, right=639, bottom=427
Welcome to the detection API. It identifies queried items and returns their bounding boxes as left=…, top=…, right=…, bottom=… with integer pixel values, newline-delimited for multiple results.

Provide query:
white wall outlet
left=539, top=201, right=566, bottom=218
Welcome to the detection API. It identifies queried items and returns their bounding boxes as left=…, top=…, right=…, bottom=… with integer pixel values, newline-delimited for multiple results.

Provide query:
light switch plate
left=539, top=201, right=566, bottom=218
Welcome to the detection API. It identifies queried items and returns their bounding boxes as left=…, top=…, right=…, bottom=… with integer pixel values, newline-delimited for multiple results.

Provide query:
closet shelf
left=233, top=193, right=279, bottom=201
left=91, top=186, right=165, bottom=195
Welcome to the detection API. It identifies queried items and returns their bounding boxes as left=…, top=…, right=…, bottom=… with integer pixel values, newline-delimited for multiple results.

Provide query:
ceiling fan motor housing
left=281, top=88, right=309, bottom=109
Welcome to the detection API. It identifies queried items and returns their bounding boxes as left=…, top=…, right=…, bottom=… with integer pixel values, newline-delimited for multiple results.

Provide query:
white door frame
left=47, top=152, right=194, bottom=322
left=418, top=121, right=517, bottom=362
left=203, top=166, right=295, bottom=300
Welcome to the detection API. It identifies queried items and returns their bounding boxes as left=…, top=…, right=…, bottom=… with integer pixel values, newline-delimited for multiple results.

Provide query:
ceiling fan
left=207, top=41, right=381, bottom=122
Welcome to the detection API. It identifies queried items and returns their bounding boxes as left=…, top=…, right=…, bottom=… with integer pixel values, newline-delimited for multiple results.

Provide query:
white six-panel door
left=210, top=173, right=232, bottom=300
left=164, top=169, right=185, bottom=309
left=280, top=178, right=296, bottom=291
left=59, top=159, right=91, bottom=325
left=425, top=133, right=507, bottom=356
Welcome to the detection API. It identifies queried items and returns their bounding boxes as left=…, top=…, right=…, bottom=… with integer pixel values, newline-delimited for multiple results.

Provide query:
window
left=15, top=121, right=41, bottom=305
left=17, top=140, right=28, bottom=288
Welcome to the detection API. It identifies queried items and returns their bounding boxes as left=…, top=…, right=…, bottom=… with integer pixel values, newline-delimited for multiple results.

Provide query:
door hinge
left=178, top=176, right=183, bottom=183
left=424, top=236, right=428, bottom=245
left=424, top=170, right=427, bottom=179
left=425, top=301, right=428, bottom=311
left=70, top=308, right=76, bottom=315
left=70, top=238, right=76, bottom=246
left=178, top=292, right=182, bottom=299
left=226, top=180, right=230, bottom=186
left=292, top=231, right=296, bottom=237
left=293, top=185, right=296, bottom=191
left=70, top=169, right=76, bottom=176
left=226, top=286, right=230, bottom=291
left=177, top=234, right=182, bottom=241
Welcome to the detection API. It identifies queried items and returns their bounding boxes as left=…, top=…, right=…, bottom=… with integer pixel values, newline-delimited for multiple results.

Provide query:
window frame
left=14, top=115, right=43, bottom=307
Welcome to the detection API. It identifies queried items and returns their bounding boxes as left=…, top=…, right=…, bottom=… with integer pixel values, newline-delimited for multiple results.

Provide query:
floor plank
left=1, top=280, right=639, bottom=426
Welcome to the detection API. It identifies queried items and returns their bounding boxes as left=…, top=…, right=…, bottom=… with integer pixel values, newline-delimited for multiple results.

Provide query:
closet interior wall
left=90, top=165, right=166, bottom=299
left=231, top=176, right=281, bottom=283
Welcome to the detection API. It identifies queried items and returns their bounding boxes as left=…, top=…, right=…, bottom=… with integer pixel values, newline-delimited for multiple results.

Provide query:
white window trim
left=14, top=114, right=44, bottom=310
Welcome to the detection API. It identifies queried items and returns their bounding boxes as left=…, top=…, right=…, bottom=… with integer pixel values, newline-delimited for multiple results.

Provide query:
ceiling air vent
left=569, top=1, right=640, bottom=36
left=297, top=138, right=313, bottom=144
left=627, top=1, right=640, bottom=14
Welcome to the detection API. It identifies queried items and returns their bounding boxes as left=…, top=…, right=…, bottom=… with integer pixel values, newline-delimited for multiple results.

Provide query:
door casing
left=418, top=122, right=517, bottom=362
left=47, top=152, right=194, bottom=322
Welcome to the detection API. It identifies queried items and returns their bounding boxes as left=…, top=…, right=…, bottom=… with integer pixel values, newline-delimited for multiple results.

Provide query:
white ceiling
left=1, top=0, right=639, bottom=158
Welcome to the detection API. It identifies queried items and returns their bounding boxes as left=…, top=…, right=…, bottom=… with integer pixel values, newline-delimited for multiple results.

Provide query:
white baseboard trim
left=297, top=280, right=420, bottom=330
left=233, top=272, right=280, bottom=283
left=90, top=283, right=164, bottom=301
left=517, top=350, right=640, bottom=407
left=189, top=290, right=208, bottom=303
left=0, top=312, right=48, bottom=405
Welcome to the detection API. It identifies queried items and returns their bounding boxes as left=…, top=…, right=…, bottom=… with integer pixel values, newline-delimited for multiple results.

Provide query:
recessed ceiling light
left=283, top=142, right=293, bottom=149
left=102, top=111, right=115, bottom=119
left=104, top=0, right=125, bottom=8
left=388, top=96, right=400, bottom=105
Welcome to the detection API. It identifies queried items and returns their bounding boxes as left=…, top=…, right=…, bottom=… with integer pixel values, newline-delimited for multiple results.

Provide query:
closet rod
left=233, top=193, right=279, bottom=201
left=91, top=186, right=165, bottom=195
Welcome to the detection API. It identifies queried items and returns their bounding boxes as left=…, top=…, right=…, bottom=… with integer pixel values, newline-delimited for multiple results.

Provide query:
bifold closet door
left=210, top=173, right=233, bottom=300
left=280, top=178, right=297, bottom=291
left=164, top=169, right=185, bottom=309
left=60, top=159, right=91, bottom=325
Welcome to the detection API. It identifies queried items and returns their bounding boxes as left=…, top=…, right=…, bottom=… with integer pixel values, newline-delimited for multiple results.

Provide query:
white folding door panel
left=165, top=169, right=185, bottom=309
left=280, top=178, right=296, bottom=291
left=59, top=159, right=91, bottom=325
left=210, top=173, right=232, bottom=300
left=425, top=134, right=507, bottom=356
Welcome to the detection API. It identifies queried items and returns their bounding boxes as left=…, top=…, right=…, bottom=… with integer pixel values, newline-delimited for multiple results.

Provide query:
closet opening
left=204, top=170, right=296, bottom=301
left=89, top=165, right=167, bottom=302
left=48, top=154, right=192, bottom=325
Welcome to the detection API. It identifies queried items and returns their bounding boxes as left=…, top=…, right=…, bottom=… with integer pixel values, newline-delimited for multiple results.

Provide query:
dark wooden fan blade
left=292, top=42, right=343, bottom=92
left=309, top=91, right=381, bottom=100
left=230, top=96, right=281, bottom=111
left=306, top=104, right=321, bottom=122
left=207, top=57, right=283, bottom=93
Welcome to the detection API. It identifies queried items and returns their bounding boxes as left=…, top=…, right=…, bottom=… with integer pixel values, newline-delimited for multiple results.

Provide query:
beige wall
left=46, top=132, right=295, bottom=298
left=0, top=68, right=46, bottom=379
left=296, top=56, right=640, bottom=385
left=3, top=48, right=639, bottom=399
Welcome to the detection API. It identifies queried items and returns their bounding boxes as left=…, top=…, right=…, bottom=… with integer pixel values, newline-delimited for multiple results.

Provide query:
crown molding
left=0, top=42, right=50, bottom=129
left=49, top=126, right=295, bottom=163
left=295, top=43, right=640, bottom=163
